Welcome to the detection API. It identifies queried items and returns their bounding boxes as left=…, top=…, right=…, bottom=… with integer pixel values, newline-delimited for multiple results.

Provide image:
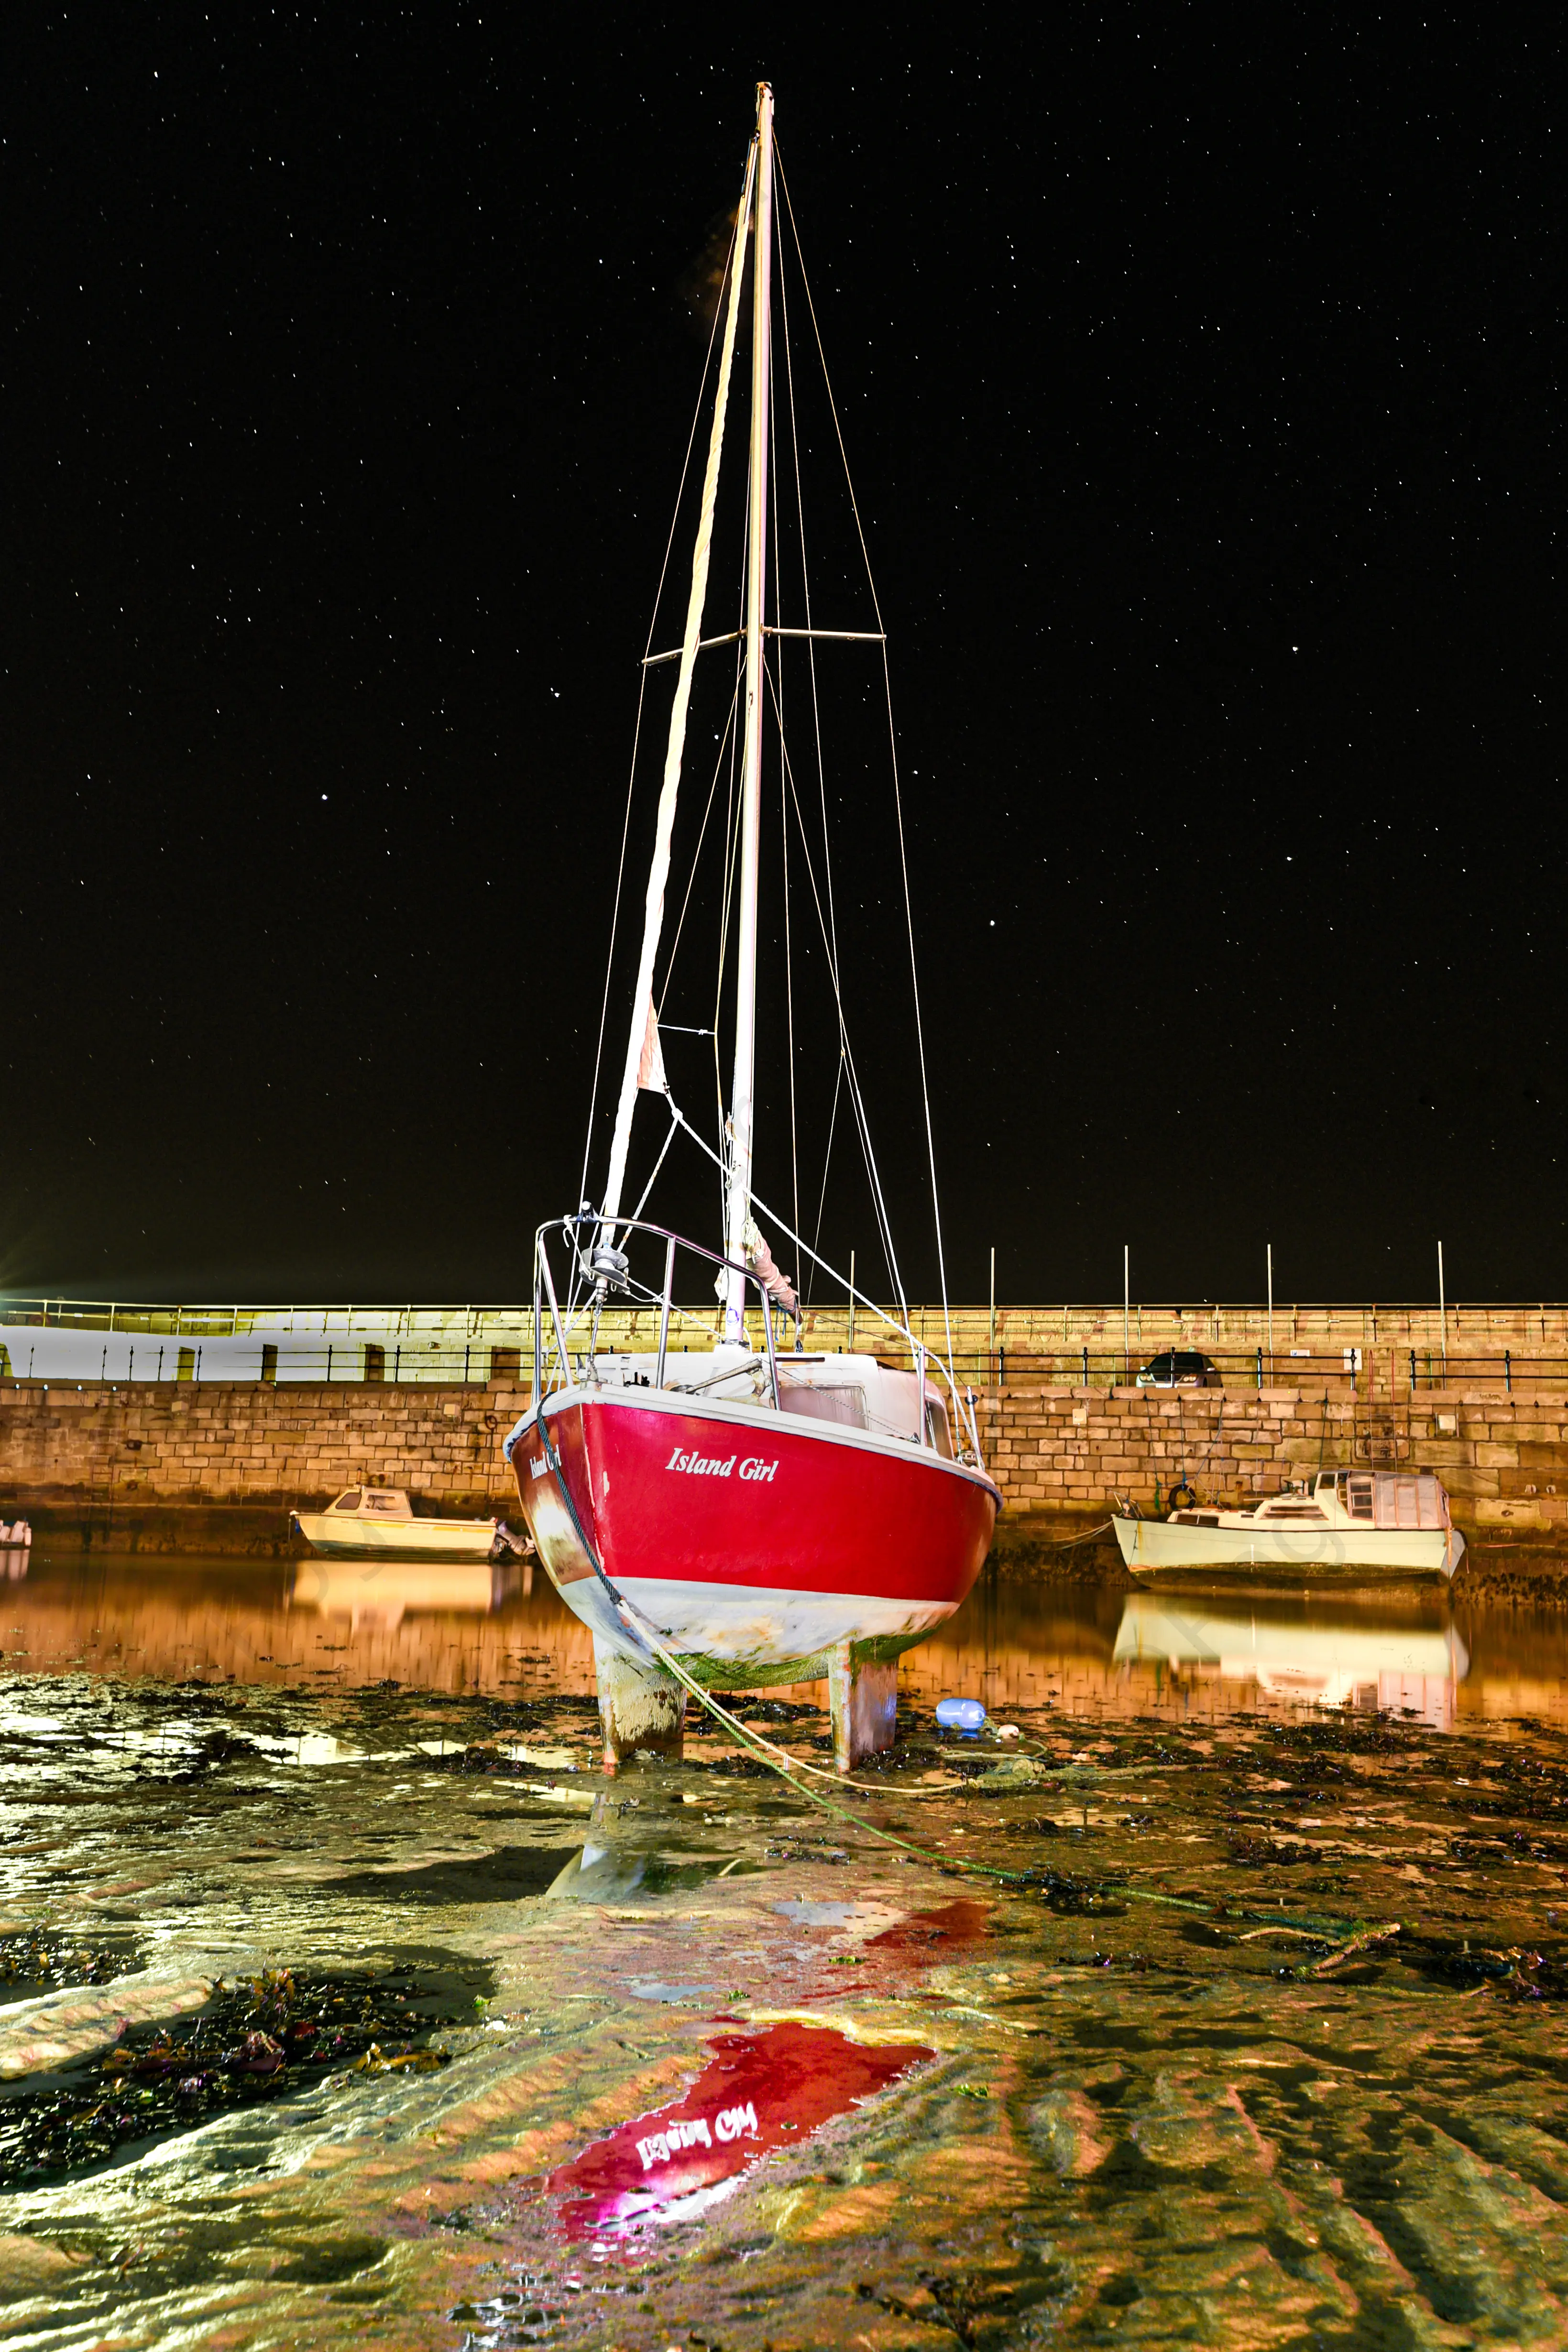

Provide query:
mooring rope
left=528, top=1406, right=1382, bottom=1954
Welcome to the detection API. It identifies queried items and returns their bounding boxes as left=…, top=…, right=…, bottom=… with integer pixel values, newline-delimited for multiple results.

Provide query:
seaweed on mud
left=1404, top=1936, right=1568, bottom=1999
left=0, top=1930, right=136, bottom=1995
left=1013, top=1867, right=1128, bottom=1916
left=413, top=1745, right=581, bottom=1781
left=763, top=1836, right=849, bottom=1863
left=1226, top=1832, right=1307, bottom=1866
left=0, top=1957, right=491, bottom=2189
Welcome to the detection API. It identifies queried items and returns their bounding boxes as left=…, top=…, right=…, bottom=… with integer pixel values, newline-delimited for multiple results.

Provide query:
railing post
left=538, top=1236, right=571, bottom=1391
left=759, top=1272, right=779, bottom=1409
left=656, top=1236, right=675, bottom=1388
left=1505, top=1348, right=1512, bottom=1395
left=1410, top=1347, right=1416, bottom=1396
left=1256, top=1346, right=1262, bottom=1389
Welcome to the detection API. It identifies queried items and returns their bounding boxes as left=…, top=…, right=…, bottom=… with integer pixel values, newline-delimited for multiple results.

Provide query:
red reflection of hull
left=546, top=2021, right=932, bottom=2243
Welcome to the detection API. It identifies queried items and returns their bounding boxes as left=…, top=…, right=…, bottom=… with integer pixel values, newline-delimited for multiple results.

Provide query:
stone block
left=1475, top=1498, right=1551, bottom=1531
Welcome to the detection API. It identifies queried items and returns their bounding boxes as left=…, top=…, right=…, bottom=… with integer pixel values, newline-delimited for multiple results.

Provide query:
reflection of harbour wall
left=0, top=1378, right=1565, bottom=1551
left=9, top=1550, right=1568, bottom=1727
left=3, top=1567, right=599, bottom=1695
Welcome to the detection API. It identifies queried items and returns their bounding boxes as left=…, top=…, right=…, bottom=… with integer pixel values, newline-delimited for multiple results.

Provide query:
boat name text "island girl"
left=665, top=1447, right=778, bottom=1482
left=636, top=2102, right=759, bottom=2170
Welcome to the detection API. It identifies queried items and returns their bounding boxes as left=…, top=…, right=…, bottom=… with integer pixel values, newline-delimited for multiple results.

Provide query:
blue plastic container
left=935, top=1697, right=987, bottom=1734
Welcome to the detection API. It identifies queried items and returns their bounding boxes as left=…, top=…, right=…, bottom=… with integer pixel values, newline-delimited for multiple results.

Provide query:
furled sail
left=745, top=1215, right=798, bottom=1319
left=599, top=141, right=758, bottom=1228
left=634, top=994, right=667, bottom=1094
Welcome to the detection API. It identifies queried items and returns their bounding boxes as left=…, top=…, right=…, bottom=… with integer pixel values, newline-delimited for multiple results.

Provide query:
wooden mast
left=723, top=78, right=774, bottom=1342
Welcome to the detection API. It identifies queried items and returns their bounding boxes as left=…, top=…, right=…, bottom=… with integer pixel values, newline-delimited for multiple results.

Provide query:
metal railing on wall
left=0, top=1328, right=1563, bottom=1396
left=967, top=1349, right=1568, bottom=1396
left=3, top=1296, right=1566, bottom=1353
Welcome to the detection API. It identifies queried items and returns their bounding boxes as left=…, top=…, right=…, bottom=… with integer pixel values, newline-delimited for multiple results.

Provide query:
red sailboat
left=507, top=83, right=998, bottom=1770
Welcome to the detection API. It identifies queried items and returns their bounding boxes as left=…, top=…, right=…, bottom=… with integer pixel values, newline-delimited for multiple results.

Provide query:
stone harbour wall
left=2, top=1373, right=1566, bottom=1553
left=0, top=1380, right=527, bottom=1547
left=980, top=1385, right=1568, bottom=1541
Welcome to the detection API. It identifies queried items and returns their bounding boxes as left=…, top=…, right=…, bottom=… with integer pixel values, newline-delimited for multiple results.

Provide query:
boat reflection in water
left=9, top=1543, right=1568, bottom=1728
left=545, top=2021, right=933, bottom=2245
left=287, top=1553, right=531, bottom=1634
left=1114, top=1591, right=1470, bottom=1728
left=545, top=1841, right=753, bottom=1904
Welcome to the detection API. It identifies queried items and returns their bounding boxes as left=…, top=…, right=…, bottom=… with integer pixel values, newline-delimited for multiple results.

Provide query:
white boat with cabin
left=1114, top=1469, right=1464, bottom=1579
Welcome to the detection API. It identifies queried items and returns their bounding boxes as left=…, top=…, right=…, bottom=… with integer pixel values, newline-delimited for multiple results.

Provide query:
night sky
left=6, top=11, right=1564, bottom=1310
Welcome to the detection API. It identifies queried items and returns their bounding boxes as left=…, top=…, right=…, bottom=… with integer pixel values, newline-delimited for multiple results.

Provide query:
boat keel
left=593, top=1639, right=687, bottom=1772
left=828, top=1642, right=897, bottom=1773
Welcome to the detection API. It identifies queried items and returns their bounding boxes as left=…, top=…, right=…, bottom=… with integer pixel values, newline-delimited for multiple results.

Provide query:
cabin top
left=587, top=1349, right=956, bottom=1459
left=327, top=1488, right=413, bottom=1518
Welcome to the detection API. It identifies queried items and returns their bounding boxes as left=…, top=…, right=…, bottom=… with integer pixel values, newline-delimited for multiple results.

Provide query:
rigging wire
left=657, top=673, right=741, bottom=1015
left=578, top=678, right=647, bottom=1217
left=764, top=661, right=907, bottom=1312
left=775, top=147, right=954, bottom=1382
left=711, top=530, right=749, bottom=1241
left=807, top=1056, right=845, bottom=1302
left=777, top=174, right=848, bottom=1294
left=768, top=296, right=801, bottom=1249
left=623, top=1103, right=681, bottom=1232
left=577, top=212, right=741, bottom=1213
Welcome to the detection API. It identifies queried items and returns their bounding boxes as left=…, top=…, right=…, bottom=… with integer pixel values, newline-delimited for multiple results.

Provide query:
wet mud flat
left=3, top=1627, right=1568, bottom=2349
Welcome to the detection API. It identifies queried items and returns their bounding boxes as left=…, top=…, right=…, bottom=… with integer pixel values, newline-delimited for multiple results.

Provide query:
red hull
left=510, top=1388, right=997, bottom=1672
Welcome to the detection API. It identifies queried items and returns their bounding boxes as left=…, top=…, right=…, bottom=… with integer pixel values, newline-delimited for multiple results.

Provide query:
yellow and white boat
left=290, top=1486, right=526, bottom=1563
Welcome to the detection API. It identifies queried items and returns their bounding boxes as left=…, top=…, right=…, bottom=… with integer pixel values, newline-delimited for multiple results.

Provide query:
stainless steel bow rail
left=522, top=1214, right=988, bottom=1471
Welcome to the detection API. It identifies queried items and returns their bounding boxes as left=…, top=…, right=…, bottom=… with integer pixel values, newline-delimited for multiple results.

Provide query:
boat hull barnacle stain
left=543, top=2020, right=933, bottom=2242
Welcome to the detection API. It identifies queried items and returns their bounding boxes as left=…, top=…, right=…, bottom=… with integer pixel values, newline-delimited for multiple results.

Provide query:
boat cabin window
left=779, top=1382, right=867, bottom=1430
left=1315, top=1472, right=1337, bottom=1493
left=1347, top=1476, right=1375, bottom=1521
left=332, top=1490, right=362, bottom=1512
left=363, top=1490, right=406, bottom=1514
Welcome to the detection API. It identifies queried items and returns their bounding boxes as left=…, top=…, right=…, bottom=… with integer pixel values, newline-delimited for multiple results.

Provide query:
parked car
left=1136, top=1350, right=1223, bottom=1389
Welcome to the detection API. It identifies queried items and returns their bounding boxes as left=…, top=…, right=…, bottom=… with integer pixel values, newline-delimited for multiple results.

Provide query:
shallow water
left=3, top=1545, right=1568, bottom=2346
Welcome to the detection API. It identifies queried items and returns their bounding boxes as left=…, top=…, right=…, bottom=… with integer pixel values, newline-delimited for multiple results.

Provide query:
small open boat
left=291, top=1487, right=526, bottom=1563
left=1114, top=1469, right=1464, bottom=1580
